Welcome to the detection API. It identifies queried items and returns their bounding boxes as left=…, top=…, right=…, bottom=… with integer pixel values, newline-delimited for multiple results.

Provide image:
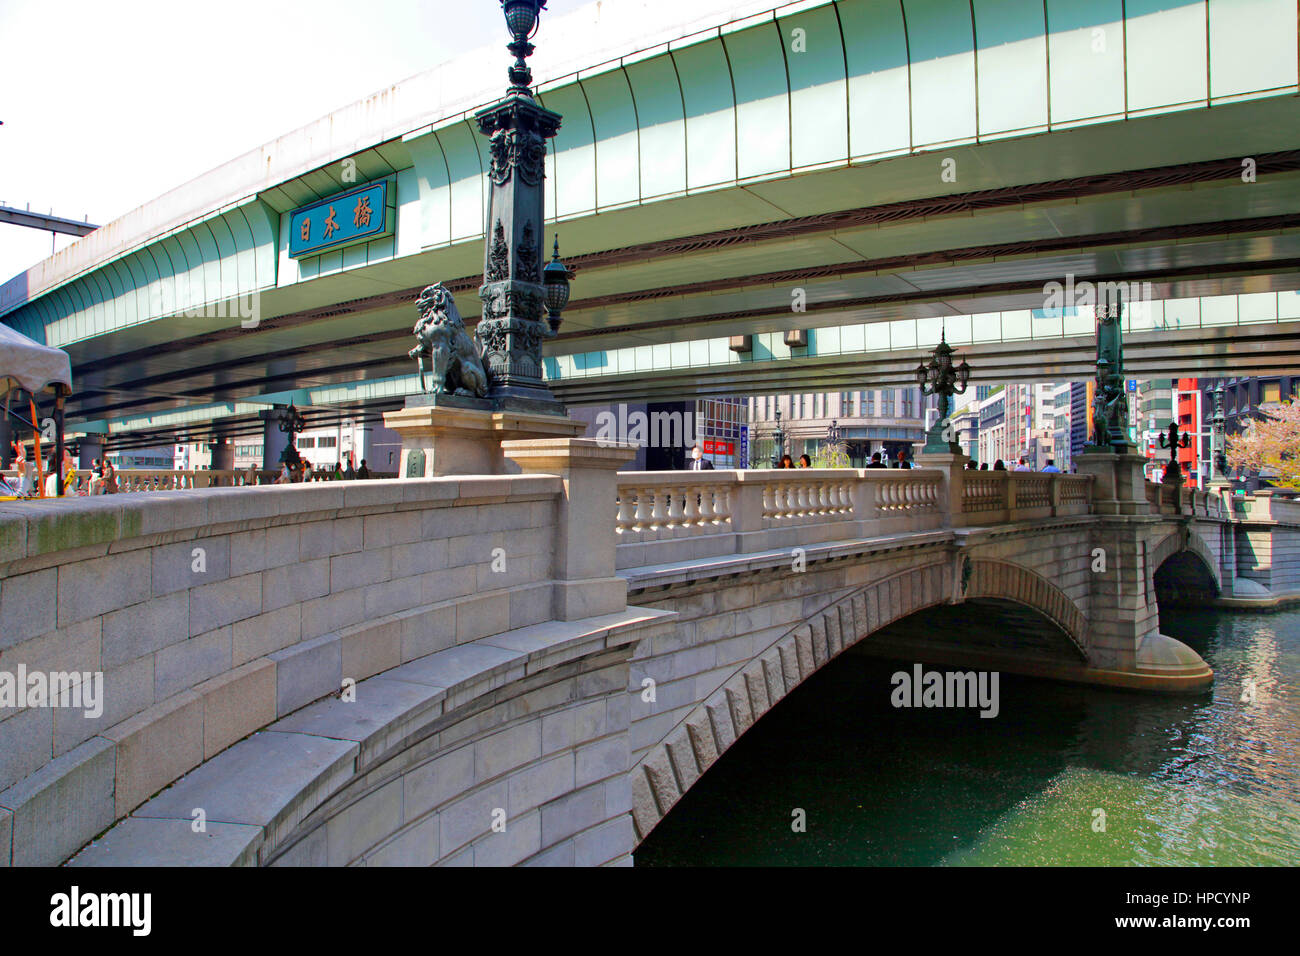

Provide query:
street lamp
left=915, top=332, right=970, bottom=454
left=277, top=403, right=307, bottom=469
left=1158, top=420, right=1190, bottom=482
left=770, top=408, right=786, bottom=468
left=1209, top=382, right=1228, bottom=484
left=501, top=0, right=547, bottom=94
left=542, top=236, right=572, bottom=334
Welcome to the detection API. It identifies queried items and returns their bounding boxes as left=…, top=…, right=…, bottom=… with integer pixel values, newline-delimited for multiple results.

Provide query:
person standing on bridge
left=1014, top=457, right=1032, bottom=472
left=357, top=459, right=371, bottom=479
left=1042, top=459, right=1061, bottom=473
left=688, top=445, right=714, bottom=470
left=797, top=454, right=811, bottom=468
left=867, top=451, right=887, bottom=469
left=994, top=459, right=1007, bottom=471
left=779, top=454, right=794, bottom=469
left=344, top=455, right=356, bottom=480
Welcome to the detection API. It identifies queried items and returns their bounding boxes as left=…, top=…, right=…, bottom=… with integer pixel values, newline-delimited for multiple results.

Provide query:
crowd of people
left=963, top=457, right=1064, bottom=472
left=272, top=454, right=371, bottom=484
left=1, top=439, right=378, bottom=498
left=683, top=445, right=1069, bottom=473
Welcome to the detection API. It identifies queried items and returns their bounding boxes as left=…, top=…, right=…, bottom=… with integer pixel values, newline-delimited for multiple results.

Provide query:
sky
left=0, top=0, right=593, bottom=281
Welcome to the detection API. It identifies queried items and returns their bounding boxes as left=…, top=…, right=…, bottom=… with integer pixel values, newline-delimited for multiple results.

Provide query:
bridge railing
left=956, top=471, right=1091, bottom=524
left=614, top=469, right=945, bottom=569
left=1143, top=481, right=1230, bottom=519
left=613, top=468, right=1092, bottom=570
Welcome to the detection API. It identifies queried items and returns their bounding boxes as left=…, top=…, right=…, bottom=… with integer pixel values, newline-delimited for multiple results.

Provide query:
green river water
left=636, top=607, right=1300, bottom=866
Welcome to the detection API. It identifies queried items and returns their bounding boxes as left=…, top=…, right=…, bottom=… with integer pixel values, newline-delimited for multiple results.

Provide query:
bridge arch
left=1150, top=526, right=1221, bottom=605
left=629, top=557, right=1088, bottom=842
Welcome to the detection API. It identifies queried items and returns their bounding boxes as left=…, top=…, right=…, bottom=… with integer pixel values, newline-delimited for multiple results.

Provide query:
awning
left=0, top=323, right=72, bottom=396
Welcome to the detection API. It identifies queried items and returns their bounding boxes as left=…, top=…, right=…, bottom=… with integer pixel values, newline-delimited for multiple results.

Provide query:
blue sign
left=739, top=425, right=749, bottom=467
left=1127, top=379, right=1137, bottom=392
left=289, top=180, right=393, bottom=259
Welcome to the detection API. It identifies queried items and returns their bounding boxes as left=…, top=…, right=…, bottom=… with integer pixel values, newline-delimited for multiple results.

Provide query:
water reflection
left=636, top=607, right=1300, bottom=866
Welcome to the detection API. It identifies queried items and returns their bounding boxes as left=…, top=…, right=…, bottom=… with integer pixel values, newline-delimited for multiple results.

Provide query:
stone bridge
left=0, top=442, right=1290, bottom=867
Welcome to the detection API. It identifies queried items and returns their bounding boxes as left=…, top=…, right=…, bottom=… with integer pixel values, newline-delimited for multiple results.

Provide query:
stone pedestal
left=501, top=437, right=637, bottom=621
left=1075, top=446, right=1149, bottom=515
left=914, top=451, right=970, bottom=525
left=384, top=398, right=586, bottom=478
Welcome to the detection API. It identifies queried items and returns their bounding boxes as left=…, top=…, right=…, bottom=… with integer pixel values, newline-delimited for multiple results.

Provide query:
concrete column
left=261, top=408, right=291, bottom=472
left=502, top=437, right=636, bottom=620
left=209, top=437, right=234, bottom=471
left=0, top=414, right=11, bottom=468
left=78, top=437, right=104, bottom=469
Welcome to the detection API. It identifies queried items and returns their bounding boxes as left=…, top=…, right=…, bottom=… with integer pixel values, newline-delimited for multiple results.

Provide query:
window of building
left=318, top=436, right=337, bottom=448
left=298, top=437, right=315, bottom=448
left=865, top=391, right=875, bottom=416
left=1263, top=382, right=1281, bottom=404
left=881, top=390, right=895, bottom=418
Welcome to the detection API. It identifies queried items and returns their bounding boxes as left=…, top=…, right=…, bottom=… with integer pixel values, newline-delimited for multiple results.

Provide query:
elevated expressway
left=3, top=0, right=1300, bottom=449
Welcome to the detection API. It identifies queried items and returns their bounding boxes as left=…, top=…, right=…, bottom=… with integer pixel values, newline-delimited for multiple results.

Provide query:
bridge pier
left=1076, top=449, right=1213, bottom=693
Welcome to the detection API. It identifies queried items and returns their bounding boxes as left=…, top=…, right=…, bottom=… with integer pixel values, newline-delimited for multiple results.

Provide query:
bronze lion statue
left=409, top=283, right=488, bottom=398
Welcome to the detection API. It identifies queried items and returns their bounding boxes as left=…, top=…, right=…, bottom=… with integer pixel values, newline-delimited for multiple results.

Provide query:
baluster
left=664, top=486, right=683, bottom=528
left=698, top=484, right=715, bottom=524
left=711, top=484, right=729, bottom=525
left=632, top=488, right=651, bottom=532
left=616, top=490, right=634, bottom=533
left=683, top=484, right=701, bottom=526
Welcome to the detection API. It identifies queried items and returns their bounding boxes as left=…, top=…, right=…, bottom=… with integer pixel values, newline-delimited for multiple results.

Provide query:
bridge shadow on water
left=635, top=603, right=1300, bottom=867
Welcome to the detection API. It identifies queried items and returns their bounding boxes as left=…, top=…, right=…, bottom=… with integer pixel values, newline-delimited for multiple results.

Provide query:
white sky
left=0, top=0, right=592, bottom=281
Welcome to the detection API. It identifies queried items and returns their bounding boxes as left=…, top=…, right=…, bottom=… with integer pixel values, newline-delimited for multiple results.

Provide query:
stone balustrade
left=612, top=468, right=1097, bottom=570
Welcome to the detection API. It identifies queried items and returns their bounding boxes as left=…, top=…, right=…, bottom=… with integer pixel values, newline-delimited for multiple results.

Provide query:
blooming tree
left=1226, top=400, right=1300, bottom=489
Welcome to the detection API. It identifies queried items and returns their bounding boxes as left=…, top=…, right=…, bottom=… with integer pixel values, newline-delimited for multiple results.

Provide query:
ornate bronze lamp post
left=769, top=408, right=786, bottom=468
left=915, top=332, right=970, bottom=454
left=1209, top=382, right=1228, bottom=484
left=473, top=0, right=567, bottom=413
left=1158, top=420, right=1190, bottom=512
left=278, top=403, right=307, bottom=470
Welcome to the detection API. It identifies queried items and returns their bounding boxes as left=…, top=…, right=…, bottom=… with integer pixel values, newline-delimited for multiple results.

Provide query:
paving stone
left=326, top=778, right=403, bottom=865
left=0, top=568, right=56, bottom=649
left=232, top=605, right=302, bottom=667
left=365, top=812, right=440, bottom=867
left=152, top=538, right=230, bottom=597
left=103, top=690, right=204, bottom=818
left=52, top=656, right=154, bottom=756
left=0, top=807, right=10, bottom=867
left=154, top=627, right=232, bottom=699
left=0, top=707, right=54, bottom=793
left=102, top=591, right=188, bottom=669
left=195, top=659, right=277, bottom=759
left=133, top=731, right=358, bottom=846
left=57, top=550, right=151, bottom=627
left=268, top=634, right=342, bottom=717
left=574, top=814, right=635, bottom=867
left=189, top=573, right=262, bottom=637
left=270, top=676, right=442, bottom=767
left=0, top=736, right=116, bottom=867
left=539, top=782, right=605, bottom=846
left=68, top=817, right=262, bottom=867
